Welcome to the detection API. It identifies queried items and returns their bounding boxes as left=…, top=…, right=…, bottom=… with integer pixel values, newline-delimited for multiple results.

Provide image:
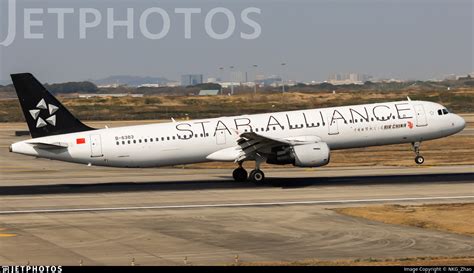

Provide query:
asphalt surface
left=0, top=167, right=473, bottom=265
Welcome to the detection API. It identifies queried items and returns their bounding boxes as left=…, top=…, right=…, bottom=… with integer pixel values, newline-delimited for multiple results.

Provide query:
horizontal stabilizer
left=28, top=142, right=69, bottom=149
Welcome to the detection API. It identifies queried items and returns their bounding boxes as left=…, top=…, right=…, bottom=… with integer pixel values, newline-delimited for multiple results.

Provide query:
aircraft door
left=216, top=130, right=226, bottom=145
left=414, top=104, right=428, bottom=127
left=90, top=134, right=104, bottom=157
left=328, top=114, right=339, bottom=135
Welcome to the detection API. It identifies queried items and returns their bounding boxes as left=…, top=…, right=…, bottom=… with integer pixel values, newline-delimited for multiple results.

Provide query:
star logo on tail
left=29, top=99, right=59, bottom=128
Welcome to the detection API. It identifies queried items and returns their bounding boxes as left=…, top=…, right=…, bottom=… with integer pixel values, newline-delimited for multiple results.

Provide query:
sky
left=0, top=0, right=472, bottom=84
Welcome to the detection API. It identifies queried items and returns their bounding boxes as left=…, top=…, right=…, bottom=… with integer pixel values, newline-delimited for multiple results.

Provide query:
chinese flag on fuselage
left=76, top=138, right=86, bottom=144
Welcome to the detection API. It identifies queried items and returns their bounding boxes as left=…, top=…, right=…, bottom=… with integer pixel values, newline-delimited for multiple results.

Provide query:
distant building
left=219, top=82, right=241, bottom=88
left=138, top=83, right=160, bottom=88
left=97, top=84, right=126, bottom=88
left=260, top=75, right=282, bottom=86
left=181, top=74, right=203, bottom=86
left=230, top=71, right=245, bottom=83
left=199, top=90, right=220, bottom=96
left=207, top=77, right=218, bottom=83
left=165, top=81, right=181, bottom=87
left=443, top=74, right=457, bottom=81
left=77, top=93, right=143, bottom=98
left=328, top=73, right=372, bottom=85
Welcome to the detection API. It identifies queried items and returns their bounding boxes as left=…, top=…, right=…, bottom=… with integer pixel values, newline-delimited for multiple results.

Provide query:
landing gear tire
left=412, top=142, right=425, bottom=165
left=232, top=168, right=248, bottom=182
left=415, top=155, right=425, bottom=165
left=249, top=169, right=265, bottom=183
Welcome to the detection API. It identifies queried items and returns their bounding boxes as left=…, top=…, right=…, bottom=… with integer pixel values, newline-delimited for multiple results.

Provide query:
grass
left=235, top=203, right=474, bottom=266
left=333, top=203, right=474, bottom=236
left=0, top=88, right=473, bottom=122
left=235, top=256, right=474, bottom=266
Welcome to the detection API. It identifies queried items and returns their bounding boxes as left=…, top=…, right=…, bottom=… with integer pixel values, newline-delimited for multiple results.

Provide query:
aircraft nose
left=453, top=114, right=466, bottom=132
left=458, top=115, right=466, bottom=130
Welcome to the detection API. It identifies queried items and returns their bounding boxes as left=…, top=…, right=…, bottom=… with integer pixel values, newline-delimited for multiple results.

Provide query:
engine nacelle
left=266, top=142, right=330, bottom=167
left=292, top=142, right=330, bottom=167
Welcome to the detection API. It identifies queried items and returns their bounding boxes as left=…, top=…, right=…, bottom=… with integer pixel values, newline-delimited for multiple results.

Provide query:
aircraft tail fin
left=11, top=73, right=94, bottom=138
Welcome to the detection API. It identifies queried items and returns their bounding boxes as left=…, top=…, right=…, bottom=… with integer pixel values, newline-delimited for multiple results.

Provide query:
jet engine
left=266, top=142, right=330, bottom=167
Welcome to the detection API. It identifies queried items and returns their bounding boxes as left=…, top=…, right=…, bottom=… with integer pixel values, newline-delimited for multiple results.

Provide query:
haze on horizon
left=0, top=0, right=472, bottom=84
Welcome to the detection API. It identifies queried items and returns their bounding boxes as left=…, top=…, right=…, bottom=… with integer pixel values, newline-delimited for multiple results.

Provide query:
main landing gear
left=232, top=159, right=266, bottom=183
left=412, top=142, right=425, bottom=165
left=232, top=165, right=248, bottom=182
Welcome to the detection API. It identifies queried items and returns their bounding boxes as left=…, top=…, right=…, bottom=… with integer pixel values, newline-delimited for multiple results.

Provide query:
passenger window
left=144, top=139, right=147, bottom=143
left=128, top=140, right=131, bottom=144
left=167, top=137, right=170, bottom=140
left=172, top=136, right=176, bottom=140
left=122, top=141, right=125, bottom=145
left=156, top=138, right=159, bottom=141
left=133, top=140, right=136, bottom=144
left=116, top=142, right=119, bottom=145
left=255, top=128, right=259, bottom=132
left=139, top=139, right=142, bottom=143
left=273, top=127, right=276, bottom=130
left=150, top=138, right=153, bottom=142
left=200, top=133, right=204, bottom=137
left=161, top=137, right=164, bottom=141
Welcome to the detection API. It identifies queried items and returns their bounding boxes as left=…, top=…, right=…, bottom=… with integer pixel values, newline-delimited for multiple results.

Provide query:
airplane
left=9, top=73, right=466, bottom=182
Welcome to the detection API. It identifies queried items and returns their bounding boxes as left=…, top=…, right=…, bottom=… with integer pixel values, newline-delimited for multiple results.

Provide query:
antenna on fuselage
left=406, top=96, right=412, bottom=101
left=171, top=117, right=176, bottom=122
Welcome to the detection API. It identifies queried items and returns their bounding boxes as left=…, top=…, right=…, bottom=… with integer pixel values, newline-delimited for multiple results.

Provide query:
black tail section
left=11, top=73, right=94, bottom=138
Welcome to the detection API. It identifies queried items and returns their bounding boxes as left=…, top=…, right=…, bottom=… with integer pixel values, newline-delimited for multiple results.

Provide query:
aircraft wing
left=207, top=132, right=322, bottom=162
left=238, top=132, right=290, bottom=146
left=235, top=132, right=293, bottom=162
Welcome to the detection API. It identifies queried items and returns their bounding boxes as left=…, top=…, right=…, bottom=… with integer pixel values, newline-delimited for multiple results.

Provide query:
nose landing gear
left=412, top=142, right=425, bottom=165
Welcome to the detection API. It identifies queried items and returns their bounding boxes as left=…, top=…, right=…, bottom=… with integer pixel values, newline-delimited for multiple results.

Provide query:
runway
left=0, top=195, right=473, bottom=215
left=0, top=167, right=473, bottom=265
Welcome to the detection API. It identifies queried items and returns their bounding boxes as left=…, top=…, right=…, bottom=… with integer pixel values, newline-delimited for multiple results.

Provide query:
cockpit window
left=437, top=109, right=442, bottom=115
left=442, top=109, right=449, bottom=115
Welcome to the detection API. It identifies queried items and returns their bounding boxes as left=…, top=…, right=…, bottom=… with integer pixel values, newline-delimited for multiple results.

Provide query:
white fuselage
left=10, top=100, right=466, bottom=168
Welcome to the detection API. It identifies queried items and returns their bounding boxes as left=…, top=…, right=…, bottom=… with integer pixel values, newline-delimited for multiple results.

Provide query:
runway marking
left=0, top=228, right=17, bottom=237
left=0, top=195, right=473, bottom=215
left=0, top=234, right=17, bottom=237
